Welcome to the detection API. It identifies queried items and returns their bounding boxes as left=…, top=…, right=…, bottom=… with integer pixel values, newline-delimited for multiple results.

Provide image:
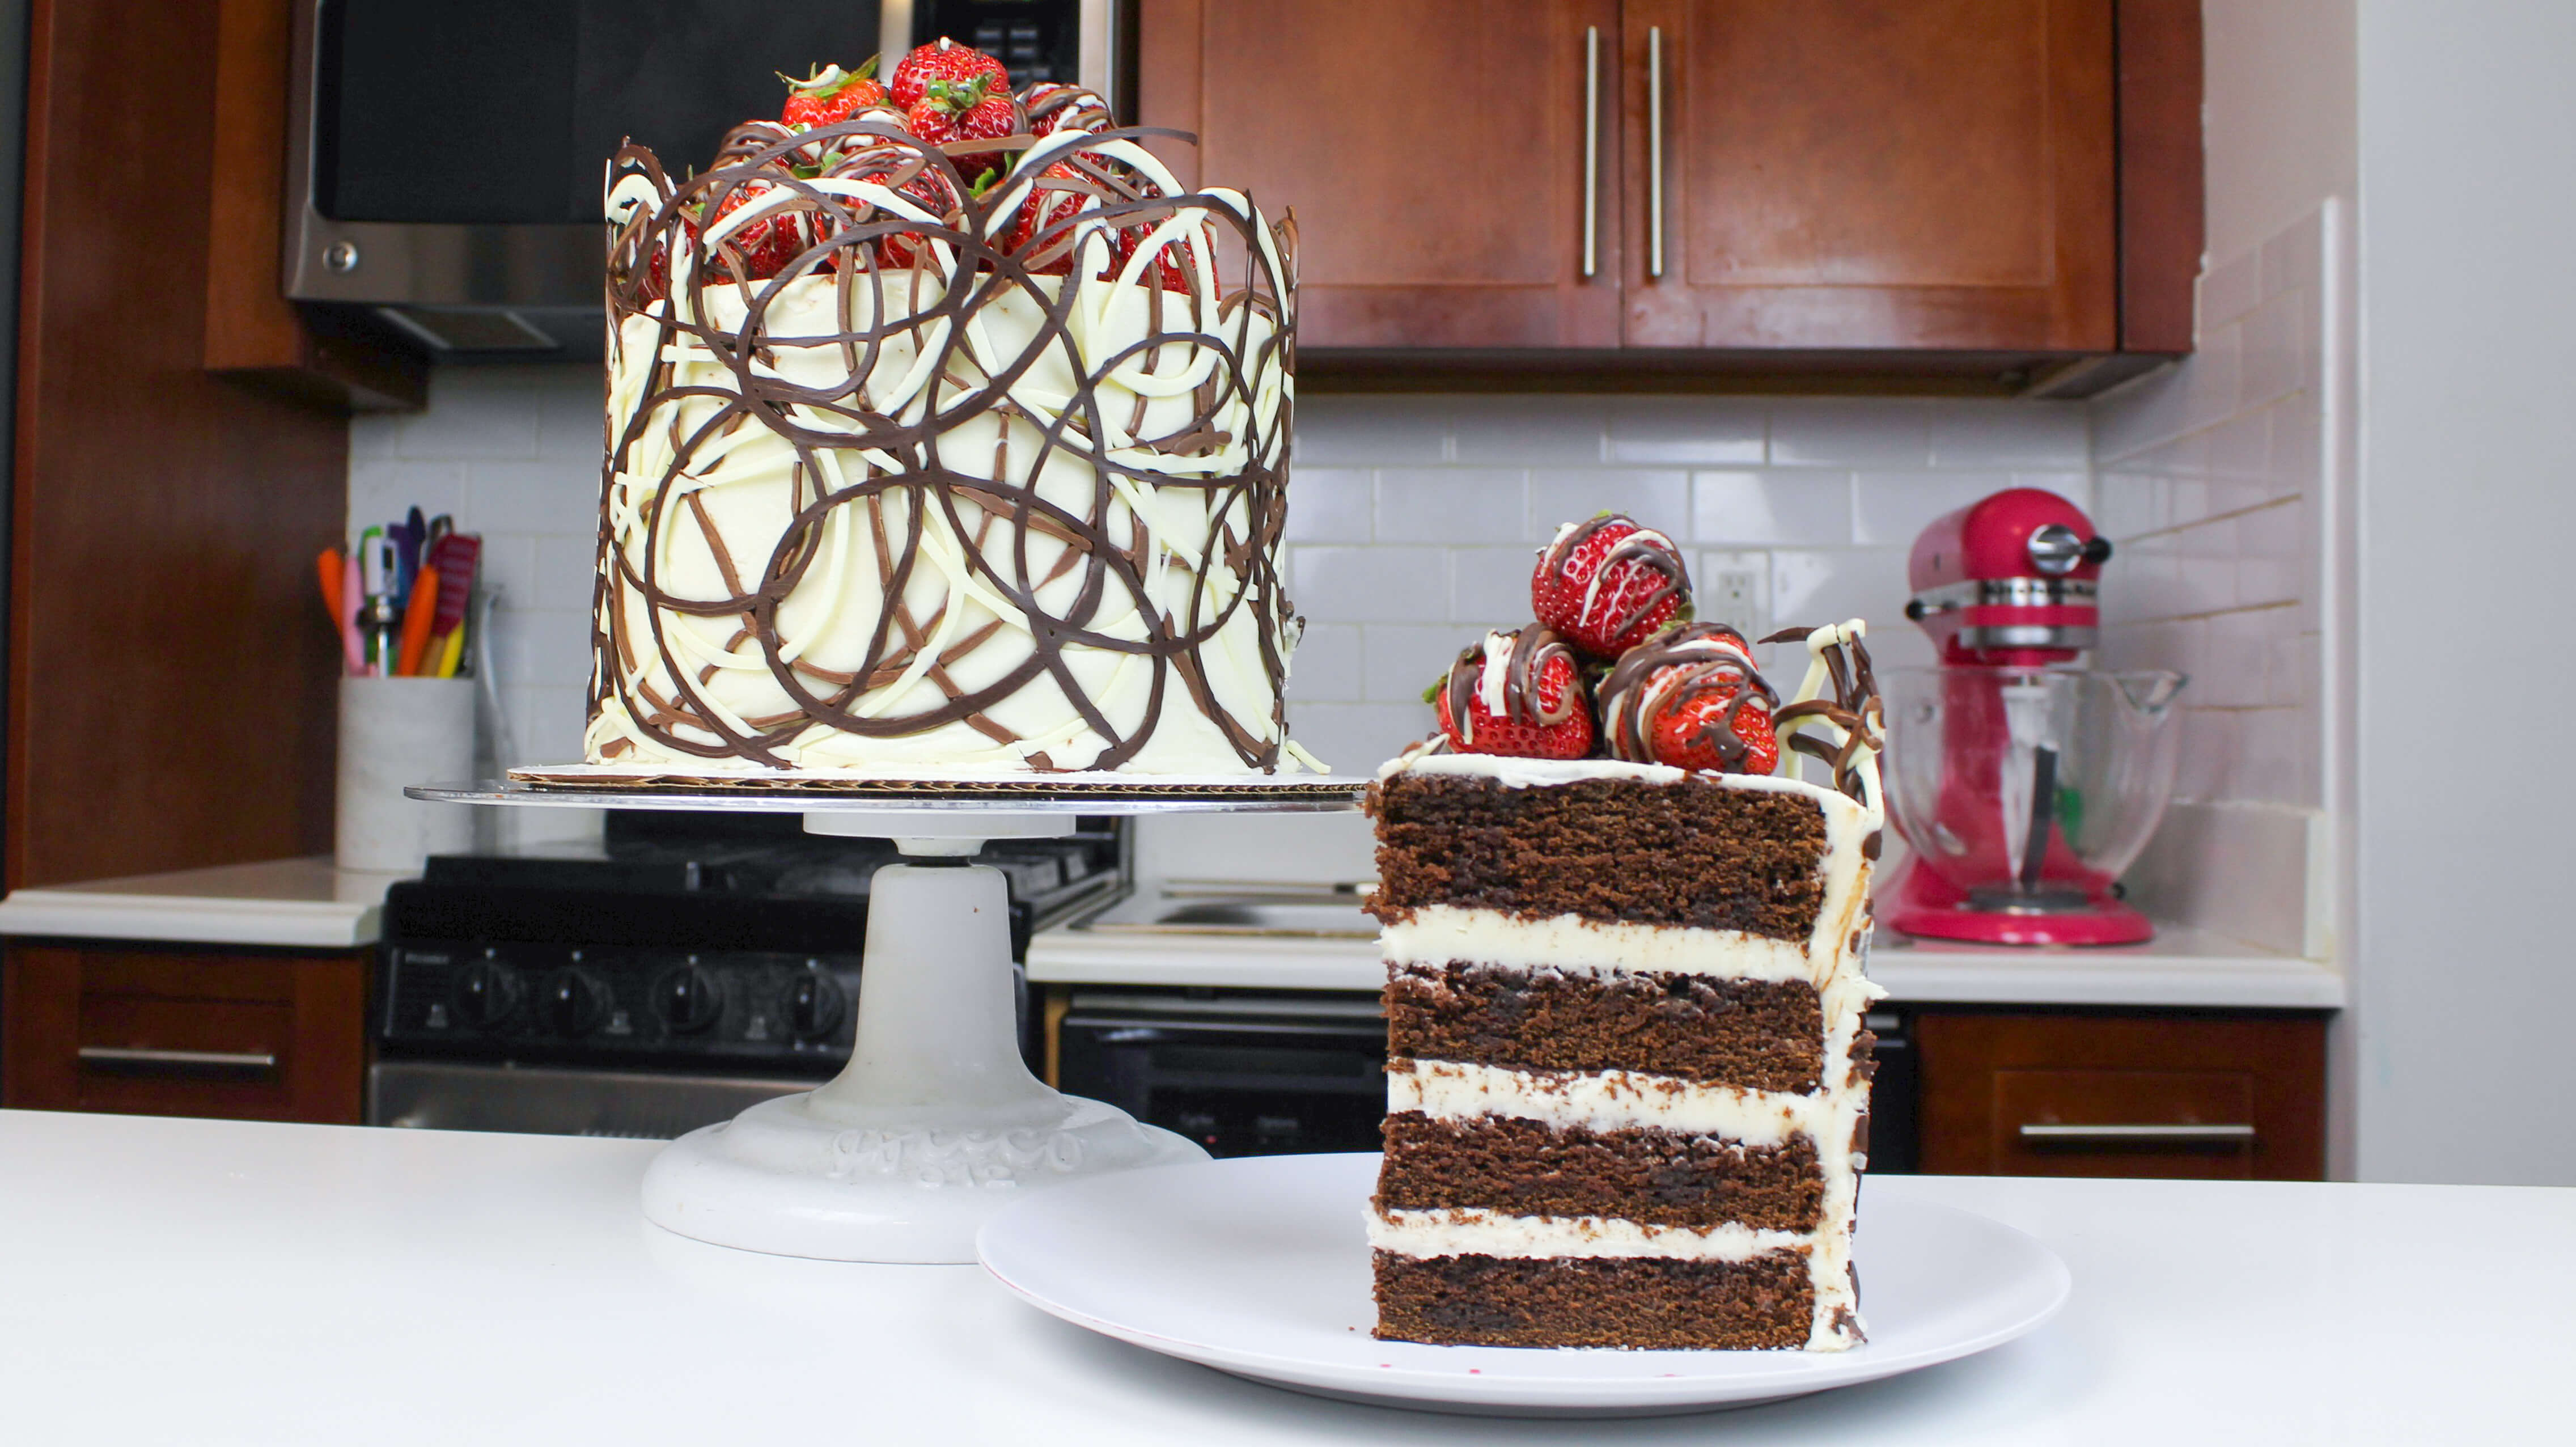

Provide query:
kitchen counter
left=1028, top=910, right=2347, bottom=1010
left=0, top=857, right=391, bottom=949
left=0, top=1108, right=2556, bottom=1444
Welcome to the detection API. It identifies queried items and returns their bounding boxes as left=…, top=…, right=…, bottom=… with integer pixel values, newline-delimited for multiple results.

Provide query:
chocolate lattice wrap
left=586, top=119, right=1302, bottom=775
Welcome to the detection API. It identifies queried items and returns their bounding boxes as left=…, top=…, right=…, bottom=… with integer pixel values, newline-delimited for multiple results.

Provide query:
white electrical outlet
left=1697, top=551, right=1770, bottom=640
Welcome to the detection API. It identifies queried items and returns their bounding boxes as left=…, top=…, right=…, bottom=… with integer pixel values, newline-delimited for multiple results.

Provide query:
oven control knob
left=539, top=968, right=611, bottom=1038
left=786, top=972, right=846, bottom=1042
left=653, top=963, right=725, bottom=1034
left=452, top=961, right=523, bottom=1029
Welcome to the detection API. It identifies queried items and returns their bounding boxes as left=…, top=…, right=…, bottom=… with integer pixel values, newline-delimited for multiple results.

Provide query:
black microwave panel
left=318, top=0, right=891, bottom=226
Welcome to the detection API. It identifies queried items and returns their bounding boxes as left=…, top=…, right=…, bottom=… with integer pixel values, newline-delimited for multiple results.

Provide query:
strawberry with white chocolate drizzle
left=1599, top=622, right=1782, bottom=775
left=1531, top=514, right=1692, bottom=659
left=1431, top=627, right=1594, bottom=759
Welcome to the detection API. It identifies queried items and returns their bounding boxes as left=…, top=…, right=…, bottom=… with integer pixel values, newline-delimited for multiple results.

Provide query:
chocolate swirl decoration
left=1439, top=628, right=1581, bottom=747
left=1761, top=623, right=1886, bottom=804
left=1536, top=514, right=1690, bottom=647
left=586, top=108, right=1304, bottom=774
left=1598, top=623, right=1780, bottom=771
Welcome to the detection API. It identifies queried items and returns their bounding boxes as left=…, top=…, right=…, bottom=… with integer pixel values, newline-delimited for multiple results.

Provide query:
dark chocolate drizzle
left=1440, top=627, right=1580, bottom=746
left=594, top=110, right=1297, bottom=771
left=1537, top=514, right=1690, bottom=645
left=1597, top=623, right=1779, bottom=772
left=1759, top=626, right=1886, bottom=803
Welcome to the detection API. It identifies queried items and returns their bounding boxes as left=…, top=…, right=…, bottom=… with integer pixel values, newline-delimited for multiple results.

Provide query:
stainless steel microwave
left=282, top=0, right=1122, bottom=354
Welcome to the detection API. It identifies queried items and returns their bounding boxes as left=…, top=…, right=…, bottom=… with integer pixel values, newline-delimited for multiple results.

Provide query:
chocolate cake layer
left=1372, top=1251, right=1813, bottom=1349
left=1378, top=1112, right=1823, bottom=1230
left=1385, top=962, right=1825, bottom=1092
left=1367, top=773, right=1829, bottom=937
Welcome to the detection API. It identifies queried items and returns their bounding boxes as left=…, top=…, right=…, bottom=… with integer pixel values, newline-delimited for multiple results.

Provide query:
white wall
left=2352, top=1, right=2576, bottom=1185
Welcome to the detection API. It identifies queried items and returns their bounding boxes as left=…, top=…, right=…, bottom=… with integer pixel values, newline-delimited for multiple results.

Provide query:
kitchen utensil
left=976, top=1152, right=2070, bottom=1416
left=1890, top=488, right=2182, bottom=946
left=390, top=507, right=426, bottom=604
left=423, top=532, right=480, bottom=672
left=337, top=551, right=366, bottom=677
left=1880, top=666, right=2186, bottom=945
left=396, top=565, right=440, bottom=676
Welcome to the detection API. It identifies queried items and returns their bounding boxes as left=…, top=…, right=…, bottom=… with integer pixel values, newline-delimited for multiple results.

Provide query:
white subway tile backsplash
left=1527, top=470, right=1689, bottom=541
left=1290, top=545, right=1447, bottom=624
left=2237, top=294, right=2304, bottom=413
left=535, top=535, right=600, bottom=612
left=474, top=534, right=541, bottom=615
left=346, top=459, right=467, bottom=536
left=1605, top=397, right=1765, bottom=465
left=1769, top=400, right=1931, bottom=468
left=1285, top=623, right=1362, bottom=702
left=1283, top=467, right=1373, bottom=543
left=1293, top=397, right=1447, bottom=465
left=1692, top=469, right=1854, bottom=545
left=2261, top=208, right=2324, bottom=303
left=1852, top=471, right=2019, bottom=547
left=535, top=371, right=606, bottom=462
left=1287, top=701, right=1427, bottom=775
left=488, top=604, right=592, bottom=688
left=1694, top=551, right=1772, bottom=638
left=1926, top=401, right=2090, bottom=469
left=1362, top=624, right=1467, bottom=704
left=1374, top=469, right=1527, bottom=542
left=1768, top=549, right=1916, bottom=657
left=1448, top=397, right=1609, bottom=464
left=465, top=459, right=599, bottom=536
left=1447, top=544, right=1541, bottom=628
left=2198, top=248, right=2264, bottom=329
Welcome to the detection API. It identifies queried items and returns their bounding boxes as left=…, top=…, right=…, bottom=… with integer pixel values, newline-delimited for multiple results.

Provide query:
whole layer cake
left=1365, top=517, right=1886, bottom=1351
left=585, top=48, right=1312, bottom=776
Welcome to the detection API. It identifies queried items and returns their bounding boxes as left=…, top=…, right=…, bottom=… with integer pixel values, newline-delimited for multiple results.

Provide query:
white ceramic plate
left=978, top=1153, right=2070, bottom=1417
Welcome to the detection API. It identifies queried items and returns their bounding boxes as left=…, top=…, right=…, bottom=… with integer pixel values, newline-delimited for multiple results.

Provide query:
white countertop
left=0, top=1109, right=2557, bottom=1444
left=1028, top=915, right=2348, bottom=1009
left=0, top=857, right=393, bottom=949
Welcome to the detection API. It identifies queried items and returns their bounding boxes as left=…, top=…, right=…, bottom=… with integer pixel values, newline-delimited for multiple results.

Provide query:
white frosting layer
left=1383, top=906, right=1812, bottom=985
left=1390, top=1059, right=1849, bottom=1148
left=1370, top=1209, right=1806, bottom=1263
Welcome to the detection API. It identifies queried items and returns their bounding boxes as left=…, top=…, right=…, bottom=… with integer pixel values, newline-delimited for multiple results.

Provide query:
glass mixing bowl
left=1879, top=667, right=2187, bottom=912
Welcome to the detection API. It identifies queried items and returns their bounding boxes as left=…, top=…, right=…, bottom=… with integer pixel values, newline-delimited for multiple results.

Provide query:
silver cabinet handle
left=79, top=1046, right=278, bottom=1072
left=2019, top=1123, right=2256, bottom=1144
left=1647, top=26, right=1666, bottom=279
left=1581, top=26, right=1600, bottom=280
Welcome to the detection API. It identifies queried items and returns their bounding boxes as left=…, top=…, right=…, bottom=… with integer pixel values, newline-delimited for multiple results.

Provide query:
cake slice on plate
left=1367, top=519, right=1886, bottom=1351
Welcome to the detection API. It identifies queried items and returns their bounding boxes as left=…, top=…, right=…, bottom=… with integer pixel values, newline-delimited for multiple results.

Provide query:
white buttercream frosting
left=1371, top=1208, right=1808, bottom=1263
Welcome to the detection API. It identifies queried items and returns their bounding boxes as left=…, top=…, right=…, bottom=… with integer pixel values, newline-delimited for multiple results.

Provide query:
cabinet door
left=1, top=945, right=367, bottom=1124
left=1916, top=1012, right=2328, bottom=1180
left=1622, top=0, right=2117, bottom=350
left=1140, top=0, right=1624, bottom=349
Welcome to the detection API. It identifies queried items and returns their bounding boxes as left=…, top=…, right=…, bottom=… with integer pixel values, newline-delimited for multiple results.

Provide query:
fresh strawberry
left=888, top=37, right=1008, bottom=109
left=1647, top=676, right=1780, bottom=775
left=1599, top=623, right=1781, bottom=774
left=1531, top=513, right=1692, bottom=658
left=904, top=74, right=1019, bottom=189
left=1430, top=628, right=1594, bottom=759
left=781, top=60, right=890, bottom=128
left=1111, top=217, right=1216, bottom=292
left=705, top=180, right=810, bottom=281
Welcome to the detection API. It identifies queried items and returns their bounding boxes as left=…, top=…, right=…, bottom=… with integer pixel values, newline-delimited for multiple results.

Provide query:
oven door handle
left=79, top=1046, right=278, bottom=1074
left=1061, top=1016, right=1383, bottom=1039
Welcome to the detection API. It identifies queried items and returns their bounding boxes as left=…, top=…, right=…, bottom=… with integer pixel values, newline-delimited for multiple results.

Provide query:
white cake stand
left=409, top=775, right=1366, bottom=1264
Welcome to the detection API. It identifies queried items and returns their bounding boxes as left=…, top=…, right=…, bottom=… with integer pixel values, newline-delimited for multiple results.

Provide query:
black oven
left=282, top=0, right=1116, bottom=354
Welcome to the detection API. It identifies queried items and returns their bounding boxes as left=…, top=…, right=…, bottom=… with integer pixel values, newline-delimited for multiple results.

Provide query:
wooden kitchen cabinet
left=1138, top=0, right=2198, bottom=390
left=1915, top=1011, right=2328, bottom=1181
left=1141, top=0, right=1624, bottom=351
left=2, top=943, right=368, bottom=1124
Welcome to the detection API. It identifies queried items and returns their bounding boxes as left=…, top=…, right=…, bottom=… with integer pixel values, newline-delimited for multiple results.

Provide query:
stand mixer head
left=1885, top=489, right=2184, bottom=946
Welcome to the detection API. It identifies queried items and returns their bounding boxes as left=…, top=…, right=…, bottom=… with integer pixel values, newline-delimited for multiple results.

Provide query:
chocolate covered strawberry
left=1599, top=623, right=1781, bottom=775
left=781, top=60, right=890, bottom=129
left=1531, top=514, right=1691, bottom=659
left=1023, top=82, right=1111, bottom=137
left=1430, top=627, right=1594, bottom=759
left=888, top=37, right=1008, bottom=109
left=1004, top=160, right=1098, bottom=274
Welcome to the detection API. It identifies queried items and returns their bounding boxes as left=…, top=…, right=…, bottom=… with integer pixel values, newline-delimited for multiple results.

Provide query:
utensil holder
left=337, top=675, right=477, bottom=873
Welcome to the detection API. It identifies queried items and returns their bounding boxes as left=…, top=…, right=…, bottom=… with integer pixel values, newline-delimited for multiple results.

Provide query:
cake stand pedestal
left=409, top=778, right=1363, bottom=1264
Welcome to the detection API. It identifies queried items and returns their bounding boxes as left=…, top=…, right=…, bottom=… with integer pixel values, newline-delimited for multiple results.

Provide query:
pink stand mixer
left=1883, top=489, right=2186, bottom=946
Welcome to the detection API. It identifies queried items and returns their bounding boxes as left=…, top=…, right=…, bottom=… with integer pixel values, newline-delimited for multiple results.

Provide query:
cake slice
left=1367, top=621, right=1886, bottom=1351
